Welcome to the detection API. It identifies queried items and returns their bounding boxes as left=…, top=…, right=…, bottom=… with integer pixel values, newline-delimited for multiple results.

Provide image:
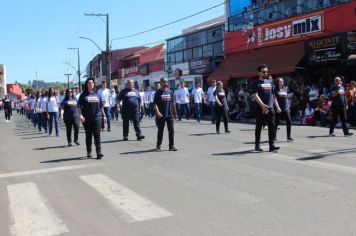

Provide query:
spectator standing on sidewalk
left=207, top=80, right=217, bottom=124
left=153, top=77, right=177, bottom=151
left=329, top=77, right=353, bottom=137
left=97, top=81, right=112, bottom=131
left=77, top=78, right=105, bottom=159
left=118, top=79, right=145, bottom=141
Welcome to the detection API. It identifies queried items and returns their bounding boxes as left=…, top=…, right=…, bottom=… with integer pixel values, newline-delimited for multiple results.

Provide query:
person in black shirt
left=329, top=77, right=353, bottom=137
left=118, top=79, right=145, bottom=141
left=274, top=78, right=293, bottom=141
left=153, top=77, right=177, bottom=151
left=60, top=89, right=80, bottom=147
left=252, top=64, right=281, bottom=152
left=214, top=81, right=231, bottom=134
left=2, top=94, right=12, bottom=122
left=78, top=78, right=106, bottom=159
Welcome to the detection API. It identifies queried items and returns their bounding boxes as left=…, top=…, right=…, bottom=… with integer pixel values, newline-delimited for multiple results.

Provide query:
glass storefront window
left=193, top=47, right=203, bottom=58
left=213, top=42, right=224, bottom=56
left=175, top=51, right=184, bottom=63
left=184, top=49, right=193, bottom=60
left=203, top=44, right=213, bottom=57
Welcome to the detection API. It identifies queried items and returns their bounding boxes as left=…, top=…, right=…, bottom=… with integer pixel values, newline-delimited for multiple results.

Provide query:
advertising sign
left=189, top=59, right=211, bottom=74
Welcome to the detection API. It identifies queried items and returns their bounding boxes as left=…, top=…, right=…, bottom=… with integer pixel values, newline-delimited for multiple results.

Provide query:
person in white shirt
left=308, top=84, right=319, bottom=109
left=97, top=81, right=112, bottom=131
left=46, top=87, right=60, bottom=136
left=177, top=81, right=190, bottom=120
left=207, top=80, right=217, bottom=123
left=139, top=87, right=146, bottom=122
left=110, top=87, right=119, bottom=121
left=35, top=91, right=42, bottom=131
left=149, top=84, right=160, bottom=118
left=174, top=83, right=181, bottom=120
left=191, top=81, right=205, bottom=122
left=40, top=89, right=48, bottom=133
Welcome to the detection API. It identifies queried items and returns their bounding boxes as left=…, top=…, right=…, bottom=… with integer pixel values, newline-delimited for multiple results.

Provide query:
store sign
left=306, top=35, right=345, bottom=64
left=123, top=66, right=139, bottom=78
left=171, top=62, right=189, bottom=76
left=347, top=32, right=356, bottom=53
left=189, top=59, right=211, bottom=74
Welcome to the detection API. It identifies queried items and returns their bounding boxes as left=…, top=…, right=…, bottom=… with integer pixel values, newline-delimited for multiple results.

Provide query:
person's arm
left=154, top=104, right=163, bottom=118
left=215, top=94, right=222, bottom=107
left=253, top=93, right=269, bottom=114
left=273, top=94, right=281, bottom=113
left=46, top=99, right=49, bottom=118
left=138, top=93, right=142, bottom=112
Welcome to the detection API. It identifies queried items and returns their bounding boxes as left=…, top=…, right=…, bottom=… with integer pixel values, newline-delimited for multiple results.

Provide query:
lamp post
left=67, top=48, right=81, bottom=92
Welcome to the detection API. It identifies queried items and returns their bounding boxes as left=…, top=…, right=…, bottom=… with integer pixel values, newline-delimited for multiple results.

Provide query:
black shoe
left=137, top=134, right=145, bottom=140
left=169, top=146, right=178, bottom=151
left=225, top=130, right=231, bottom=134
left=269, top=145, right=280, bottom=152
left=123, top=136, right=128, bottom=141
left=216, top=130, right=221, bottom=134
left=255, top=147, right=263, bottom=152
left=68, top=143, right=73, bottom=147
left=87, top=152, right=92, bottom=158
left=155, top=146, right=162, bottom=152
left=74, top=141, right=80, bottom=145
left=107, top=128, right=111, bottom=132
left=97, top=153, right=103, bottom=159
left=287, top=137, right=294, bottom=141
left=345, top=132, right=353, bottom=137
left=329, top=133, right=335, bottom=137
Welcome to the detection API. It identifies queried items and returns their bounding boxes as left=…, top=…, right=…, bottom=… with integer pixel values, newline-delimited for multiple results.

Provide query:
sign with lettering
left=123, top=66, right=139, bottom=78
left=189, top=59, right=211, bottom=74
left=306, top=34, right=345, bottom=65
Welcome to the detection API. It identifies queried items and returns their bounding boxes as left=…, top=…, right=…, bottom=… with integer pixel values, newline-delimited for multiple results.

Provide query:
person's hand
left=59, top=116, right=62, bottom=122
left=173, top=114, right=177, bottom=119
left=218, top=103, right=222, bottom=107
left=47, top=114, right=50, bottom=119
left=80, top=115, right=85, bottom=123
left=261, top=104, right=269, bottom=114
left=156, top=112, right=163, bottom=119
left=103, top=116, right=107, bottom=122
left=276, top=107, right=282, bottom=114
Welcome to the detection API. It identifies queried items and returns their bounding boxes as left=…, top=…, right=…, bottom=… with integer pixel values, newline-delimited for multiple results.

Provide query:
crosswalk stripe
left=80, top=174, right=173, bottom=222
left=266, top=154, right=356, bottom=175
left=7, top=182, right=69, bottom=236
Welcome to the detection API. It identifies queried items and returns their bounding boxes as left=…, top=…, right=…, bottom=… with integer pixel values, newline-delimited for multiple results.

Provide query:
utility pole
left=64, top=73, right=72, bottom=89
left=67, top=48, right=81, bottom=92
left=84, top=13, right=111, bottom=88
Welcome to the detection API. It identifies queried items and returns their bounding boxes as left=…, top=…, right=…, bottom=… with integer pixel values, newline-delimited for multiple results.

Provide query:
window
left=213, top=42, right=224, bottom=56
left=193, top=47, right=202, bottom=59
left=184, top=49, right=193, bottom=60
left=203, top=44, right=213, bottom=57
left=206, top=27, right=223, bottom=44
left=175, top=51, right=184, bottom=63
left=167, top=53, right=175, bottom=63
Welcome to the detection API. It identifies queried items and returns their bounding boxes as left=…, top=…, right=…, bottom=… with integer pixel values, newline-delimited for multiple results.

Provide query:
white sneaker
left=8, top=120, right=11, bottom=123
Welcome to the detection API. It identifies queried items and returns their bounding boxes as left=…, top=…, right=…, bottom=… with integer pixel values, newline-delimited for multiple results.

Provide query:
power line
left=111, top=1, right=225, bottom=41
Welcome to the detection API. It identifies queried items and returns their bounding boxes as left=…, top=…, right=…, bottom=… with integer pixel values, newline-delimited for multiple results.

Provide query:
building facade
left=0, top=64, right=7, bottom=98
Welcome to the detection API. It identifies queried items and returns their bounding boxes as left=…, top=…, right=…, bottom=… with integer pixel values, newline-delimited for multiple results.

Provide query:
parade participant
left=274, top=78, right=293, bottom=141
left=35, top=91, right=42, bottom=131
left=139, top=87, right=146, bottom=122
left=77, top=78, right=105, bottom=159
left=29, top=94, right=36, bottom=126
left=98, top=81, right=112, bottom=131
left=2, top=94, right=12, bottom=122
left=214, top=81, right=230, bottom=134
left=329, top=77, right=353, bottom=137
left=177, top=81, right=190, bottom=120
left=153, top=77, right=177, bottom=151
left=40, top=89, right=48, bottom=133
left=60, top=89, right=80, bottom=147
left=46, top=87, right=60, bottom=137
left=207, top=80, right=217, bottom=124
left=191, top=81, right=205, bottom=122
left=118, top=79, right=145, bottom=141
left=110, top=88, right=118, bottom=121
left=252, top=64, right=281, bottom=152
left=174, top=83, right=181, bottom=120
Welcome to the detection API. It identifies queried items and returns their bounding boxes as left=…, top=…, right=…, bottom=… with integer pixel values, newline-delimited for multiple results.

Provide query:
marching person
left=46, top=87, right=60, bottom=137
left=191, top=81, right=205, bottom=122
left=40, top=89, right=48, bottom=133
left=118, top=79, right=145, bottom=141
left=207, top=80, right=217, bottom=124
left=77, top=78, right=105, bottom=159
left=177, top=81, right=190, bottom=120
left=252, top=64, right=281, bottom=152
left=214, top=81, right=231, bottom=134
left=2, top=94, right=12, bottom=122
left=35, top=91, right=42, bottom=131
left=274, top=77, right=293, bottom=141
left=60, top=89, right=80, bottom=147
left=329, top=76, right=353, bottom=137
left=153, top=77, right=177, bottom=151
left=98, top=81, right=112, bottom=131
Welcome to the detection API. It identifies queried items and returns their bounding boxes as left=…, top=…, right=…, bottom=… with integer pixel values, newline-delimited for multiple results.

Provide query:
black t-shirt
left=153, top=89, right=174, bottom=118
left=118, top=88, right=140, bottom=113
left=213, top=89, right=227, bottom=107
left=252, top=79, right=274, bottom=108
left=2, top=98, right=11, bottom=109
left=61, top=98, right=79, bottom=120
left=331, top=85, right=346, bottom=107
left=275, top=87, right=289, bottom=111
left=77, top=91, right=103, bottom=121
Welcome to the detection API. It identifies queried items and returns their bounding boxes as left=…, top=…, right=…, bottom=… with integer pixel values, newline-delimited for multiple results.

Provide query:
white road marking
left=80, top=174, right=173, bottom=222
left=0, top=163, right=100, bottom=179
left=7, top=182, right=69, bottom=236
left=266, top=154, right=356, bottom=175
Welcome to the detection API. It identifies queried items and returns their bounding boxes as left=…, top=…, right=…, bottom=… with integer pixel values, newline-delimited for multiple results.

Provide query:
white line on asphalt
left=266, top=154, right=356, bottom=175
left=0, top=163, right=100, bottom=179
left=80, top=174, right=173, bottom=223
left=7, top=182, right=69, bottom=236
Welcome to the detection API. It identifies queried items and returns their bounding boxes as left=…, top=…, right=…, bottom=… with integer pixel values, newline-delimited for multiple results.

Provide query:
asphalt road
left=1, top=112, right=356, bottom=236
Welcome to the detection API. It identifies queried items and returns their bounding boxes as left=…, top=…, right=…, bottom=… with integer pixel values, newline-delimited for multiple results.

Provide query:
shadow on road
left=120, top=149, right=158, bottom=155
left=239, top=129, right=255, bottom=132
left=40, top=157, right=88, bottom=163
left=306, top=135, right=342, bottom=138
left=297, top=147, right=356, bottom=161
left=212, top=149, right=261, bottom=156
left=101, top=139, right=134, bottom=144
left=189, top=132, right=218, bottom=136
left=33, top=145, right=67, bottom=150
left=21, top=136, right=51, bottom=140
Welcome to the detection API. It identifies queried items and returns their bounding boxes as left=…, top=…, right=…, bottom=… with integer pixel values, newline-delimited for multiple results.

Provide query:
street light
left=79, top=36, right=103, bottom=52
left=67, top=47, right=82, bottom=92
left=64, top=73, right=72, bottom=89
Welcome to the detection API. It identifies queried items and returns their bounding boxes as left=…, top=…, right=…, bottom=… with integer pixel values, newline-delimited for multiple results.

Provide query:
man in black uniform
left=329, top=76, right=353, bottom=137
left=252, top=64, right=281, bottom=152
left=153, top=77, right=177, bottom=151
left=118, top=79, right=145, bottom=141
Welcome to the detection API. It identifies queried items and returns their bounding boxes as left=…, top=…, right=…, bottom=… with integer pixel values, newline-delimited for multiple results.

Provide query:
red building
left=7, top=84, right=24, bottom=100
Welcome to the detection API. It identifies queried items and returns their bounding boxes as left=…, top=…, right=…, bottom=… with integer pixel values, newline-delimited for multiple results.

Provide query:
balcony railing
left=228, top=0, right=351, bottom=32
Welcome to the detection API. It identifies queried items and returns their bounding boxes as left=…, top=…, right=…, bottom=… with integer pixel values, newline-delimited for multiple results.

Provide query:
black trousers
left=157, top=117, right=174, bottom=148
left=255, top=108, right=275, bottom=148
left=4, top=108, right=11, bottom=120
left=216, top=106, right=229, bottom=132
left=64, top=118, right=79, bottom=144
left=82, top=119, right=101, bottom=154
left=122, top=111, right=141, bottom=137
left=275, top=110, right=292, bottom=139
left=329, top=106, right=349, bottom=135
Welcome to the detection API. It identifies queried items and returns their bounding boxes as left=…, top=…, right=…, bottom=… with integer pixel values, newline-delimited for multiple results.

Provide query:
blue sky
left=0, top=0, right=224, bottom=85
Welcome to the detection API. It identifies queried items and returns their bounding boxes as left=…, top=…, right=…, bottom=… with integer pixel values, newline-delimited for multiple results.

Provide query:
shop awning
left=208, top=42, right=305, bottom=82
left=347, top=54, right=356, bottom=66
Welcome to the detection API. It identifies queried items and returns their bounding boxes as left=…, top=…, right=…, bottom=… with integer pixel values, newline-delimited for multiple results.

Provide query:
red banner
left=225, top=1, right=356, bottom=54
